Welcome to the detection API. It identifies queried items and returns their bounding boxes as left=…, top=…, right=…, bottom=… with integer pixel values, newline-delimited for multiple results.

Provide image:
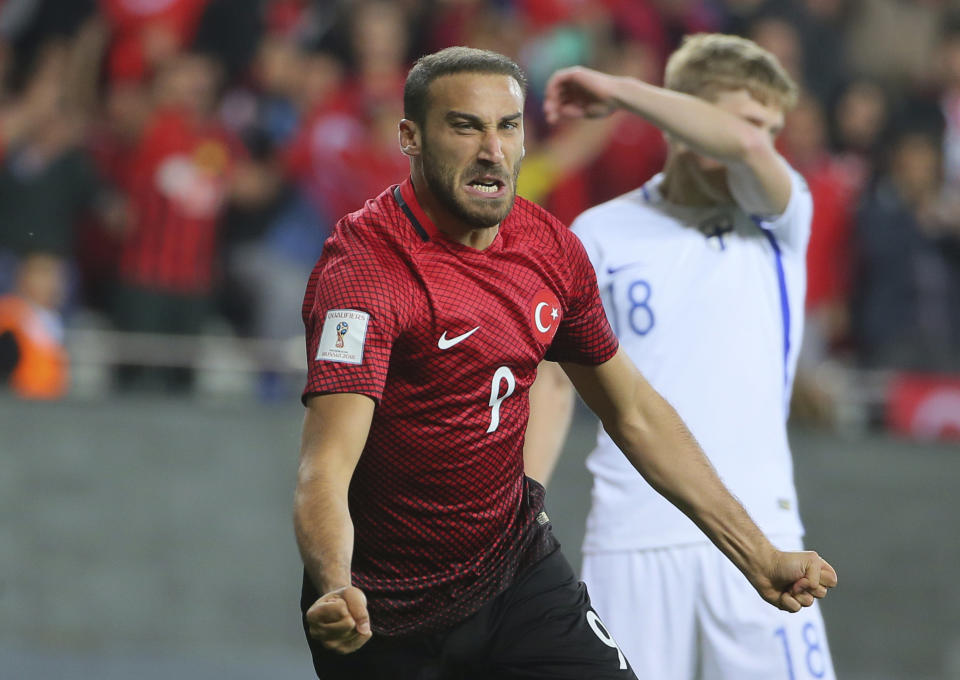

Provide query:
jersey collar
left=395, top=177, right=441, bottom=242
left=394, top=176, right=506, bottom=254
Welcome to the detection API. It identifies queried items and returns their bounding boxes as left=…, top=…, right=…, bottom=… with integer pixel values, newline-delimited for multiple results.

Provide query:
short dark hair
left=403, top=46, right=527, bottom=126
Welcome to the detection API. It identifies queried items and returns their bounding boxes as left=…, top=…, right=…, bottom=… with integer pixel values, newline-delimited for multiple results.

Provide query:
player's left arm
left=543, top=66, right=791, bottom=216
left=561, top=347, right=838, bottom=611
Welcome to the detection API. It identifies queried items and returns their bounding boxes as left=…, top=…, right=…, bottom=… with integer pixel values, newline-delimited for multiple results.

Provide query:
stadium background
left=1, top=0, right=959, bottom=678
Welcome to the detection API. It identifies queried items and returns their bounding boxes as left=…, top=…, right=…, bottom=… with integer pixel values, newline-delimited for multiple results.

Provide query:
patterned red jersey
left=119, top=108, right=241, bottom=294
left=301, top=178, right=618, bottom=636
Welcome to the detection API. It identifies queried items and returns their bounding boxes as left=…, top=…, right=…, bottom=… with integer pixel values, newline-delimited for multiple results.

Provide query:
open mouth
left=465, top=176, right=507, bottom=197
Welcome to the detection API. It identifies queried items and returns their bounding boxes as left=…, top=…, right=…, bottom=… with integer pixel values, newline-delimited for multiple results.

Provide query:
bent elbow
left=603, top=411, right=655, bottom=457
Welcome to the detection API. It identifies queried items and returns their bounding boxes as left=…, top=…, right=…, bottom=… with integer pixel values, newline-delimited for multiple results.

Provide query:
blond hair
left=664, top=33, right=798, bottom=110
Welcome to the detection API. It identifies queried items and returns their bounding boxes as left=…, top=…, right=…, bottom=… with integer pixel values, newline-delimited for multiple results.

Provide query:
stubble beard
left=421, top=138, right=520, bottom=229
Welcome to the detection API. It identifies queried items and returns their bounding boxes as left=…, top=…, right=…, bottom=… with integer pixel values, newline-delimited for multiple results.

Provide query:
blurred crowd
left=1, top=0, right=959, bottom=404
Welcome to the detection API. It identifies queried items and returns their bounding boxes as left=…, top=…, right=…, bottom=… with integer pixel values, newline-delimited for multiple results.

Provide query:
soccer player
left=528, top=34, right=837, bottom=680
left=295, top=46, right=836, bottom=680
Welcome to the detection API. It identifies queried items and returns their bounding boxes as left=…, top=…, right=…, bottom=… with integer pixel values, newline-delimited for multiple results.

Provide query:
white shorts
left=581, top=537, right=836, bottom=680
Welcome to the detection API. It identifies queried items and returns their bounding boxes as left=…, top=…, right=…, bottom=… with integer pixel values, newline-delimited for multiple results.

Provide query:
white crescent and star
left=437, top=296, right=558, bottom=351
left=535, top=302, right=560, bottom=333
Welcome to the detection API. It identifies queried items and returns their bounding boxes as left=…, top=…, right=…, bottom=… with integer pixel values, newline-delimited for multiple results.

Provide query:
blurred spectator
left=0, top=252, right=69, bottom=399
left=215, top=29, right=331, bottom=396
left=747, top=13, right=804, bottom=88
left=427, top=0, right=526, bottom=58
left=852, top=106, right=960, bottom=371
left=844, top=0, right=944, bottom=91
left=262, top=0, right=318, bottom=41
left=111, top=52, right=266, bottom=392
left=796, top=0, right=848, bottom=104
left=0, top=43, right=102, bottom=261
left=99, top=0, right=209, bottom=83
left=937, top=13, right=960, bottom=189
left=191, top=0, right=262, bottom=83
left=782, top=93, right=857, bottom=425
left=830, top=77, right=889, bottom=197
left=782, top=93, right=855, bottom=362
left=0, top=0, right=98, bottom=71
left=75, top=76, right=149, bottom=312
left=606, top=0, right=722, bottom=70
left=0, top=20, right=119, bottom=300
left=284, top=0, right=409, bottom=224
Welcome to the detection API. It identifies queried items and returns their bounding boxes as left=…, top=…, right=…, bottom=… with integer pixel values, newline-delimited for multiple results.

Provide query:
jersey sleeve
left=545, top=226, right=619, bottom=364
left=756, top=166, right=813, bottom=252
left=301, top=226, right=409, bottom=403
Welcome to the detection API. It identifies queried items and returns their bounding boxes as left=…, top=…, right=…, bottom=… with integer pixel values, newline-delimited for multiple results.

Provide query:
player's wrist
left=319, top=578, right=352, bottom=596
left=314, top=565, right=353, bottom=596
left=607, top=75, right=632, bottom=110
left=747, top=542, right=782, bottom=587
left=724, top=530, right=777, bottom=581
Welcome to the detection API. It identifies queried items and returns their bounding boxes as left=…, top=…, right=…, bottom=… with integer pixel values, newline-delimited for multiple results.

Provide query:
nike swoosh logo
left=607, top=263, right=643, bottom=275
left=438, top=326, right=480, bottom=350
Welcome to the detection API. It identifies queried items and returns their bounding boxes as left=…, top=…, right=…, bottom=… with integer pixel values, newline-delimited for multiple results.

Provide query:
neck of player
left=661, top=152, right=735, bottom=208
left=410, top=170, right=501, bottom=251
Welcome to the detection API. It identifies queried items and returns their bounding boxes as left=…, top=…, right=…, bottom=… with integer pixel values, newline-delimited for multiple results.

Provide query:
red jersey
left=301, top=178, right=618, bottom=636
left=119, top=108, right=240, bottom=294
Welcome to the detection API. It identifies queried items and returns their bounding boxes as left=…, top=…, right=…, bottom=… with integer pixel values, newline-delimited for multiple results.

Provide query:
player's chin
left=462, top=204, right=511, bottom=228
left=472, top=193, right=515, bottom=221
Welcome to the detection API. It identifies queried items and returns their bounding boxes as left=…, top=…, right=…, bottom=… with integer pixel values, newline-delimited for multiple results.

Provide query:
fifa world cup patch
left=316, top=309, right=370, bottom=364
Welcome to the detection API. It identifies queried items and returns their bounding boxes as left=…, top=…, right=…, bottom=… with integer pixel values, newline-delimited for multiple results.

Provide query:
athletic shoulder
left=303, top=186, right=420, bottom=324
left=509, top=195, right=569, bottom=236
left=323, top=186, right=423, bottom=271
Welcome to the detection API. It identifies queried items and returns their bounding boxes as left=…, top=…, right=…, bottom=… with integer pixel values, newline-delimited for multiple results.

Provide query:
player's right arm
left=294, top=392, right=375, bottom=654
left=543, top=66, right=791, bottom=216
left=561, top=347, right=838, bottom=612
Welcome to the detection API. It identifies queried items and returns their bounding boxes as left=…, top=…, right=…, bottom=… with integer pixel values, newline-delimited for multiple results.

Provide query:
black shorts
left=301, top=548, right=638, bottom=680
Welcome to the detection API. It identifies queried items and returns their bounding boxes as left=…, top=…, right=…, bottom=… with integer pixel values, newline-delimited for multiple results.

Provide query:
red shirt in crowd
left=285, top=85, right=409, bottom=224
left=119, top=107, right=241, bottom=294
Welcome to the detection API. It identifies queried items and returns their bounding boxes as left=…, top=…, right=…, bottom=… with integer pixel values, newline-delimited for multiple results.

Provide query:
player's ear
left=399, top=119, right=421, bottom=157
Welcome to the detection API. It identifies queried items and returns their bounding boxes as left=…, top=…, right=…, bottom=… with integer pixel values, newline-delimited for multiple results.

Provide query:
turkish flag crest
left=529, top=288, right=562, bottom=344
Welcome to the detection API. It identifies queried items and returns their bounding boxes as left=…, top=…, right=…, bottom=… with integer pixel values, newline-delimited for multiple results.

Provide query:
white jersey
left=575, top=168, right=812, bottom=552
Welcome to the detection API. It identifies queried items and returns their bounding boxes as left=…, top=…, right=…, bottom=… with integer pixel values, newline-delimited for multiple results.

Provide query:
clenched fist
left=305, top=585, right=373, bottom=654
left=754, top=550, right=838, bottom=612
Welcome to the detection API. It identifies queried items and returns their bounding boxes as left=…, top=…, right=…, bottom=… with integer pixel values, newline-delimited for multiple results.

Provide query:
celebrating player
left=295, top=45, right=836, bottom=680
left=528, top=34, right=837, bottom=679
